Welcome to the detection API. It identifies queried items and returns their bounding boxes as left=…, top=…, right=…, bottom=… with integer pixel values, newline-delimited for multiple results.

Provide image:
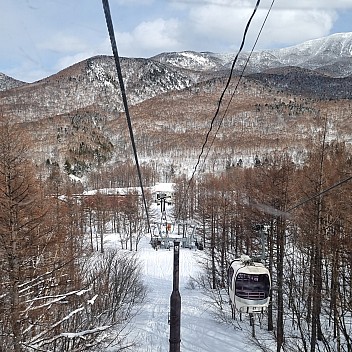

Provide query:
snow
left=61, top=326, right=111, bottom=339
left=124, top=235, right=273, bottom=352
left=151, top=182, right=175, bottom=193
left=180, top=52, right=217, bottom=69
left=272, top=32, right=352, bottom=65
left=108, top=206, right=272, bottom=352
left=97, top=186, right=275, bottom=351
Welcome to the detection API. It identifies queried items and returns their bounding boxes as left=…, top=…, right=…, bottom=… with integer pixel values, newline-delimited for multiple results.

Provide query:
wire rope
left=200, top=0, right=275, bottom=171
left=191, top=0, right=261, bottom=179
left=176, top=0, right=264, bottom=219
left=287, top=174, right=352, bottom=213
left=101, top=0, right=151, bottom=233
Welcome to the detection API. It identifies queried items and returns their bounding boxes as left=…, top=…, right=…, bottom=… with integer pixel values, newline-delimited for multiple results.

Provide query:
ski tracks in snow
left=129, top=236, right=263, bottom=351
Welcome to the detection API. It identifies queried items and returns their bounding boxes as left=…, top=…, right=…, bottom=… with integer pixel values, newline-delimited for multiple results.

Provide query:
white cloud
left=186, top=2, right=338, bottom=50
left=189, top=4, right=252, bottom=38
left=175, top=0, right=352, bottom=9
left=270, top=0, right=352, bottom=10
left=2, top=0, right=352, bottom=82
left=55, top=52, right=95, bottom=72
left=254, top=8, right=336, bottom=48
left=115, top=0, right=153, bottom=4
left=113, top=18, right=182, bottom=57
left=134, top=19, right=181, bottom=49
left=6, top=60, right=52, bottom=83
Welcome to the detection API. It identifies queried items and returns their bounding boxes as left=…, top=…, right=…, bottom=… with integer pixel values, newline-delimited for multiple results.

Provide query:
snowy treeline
left=171, top=138, right=352, bottom=351
left=0, top=123, right=146, bottom=351
left=1, top=114, right=351, bottom=351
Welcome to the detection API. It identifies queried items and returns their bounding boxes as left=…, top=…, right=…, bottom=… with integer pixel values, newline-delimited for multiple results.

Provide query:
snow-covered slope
left=0, top=72, right=27, bottom=91
left=103, top=200, right=274, bottom=351
left=271, top=32, right=352, bottom=71
left=274, top=33, right=352, bottom=61
left=126, top=236, right=270, bottom=352
left=152, top=51, right=225, bottom=71
left=152, top=32, right=352, bottom=77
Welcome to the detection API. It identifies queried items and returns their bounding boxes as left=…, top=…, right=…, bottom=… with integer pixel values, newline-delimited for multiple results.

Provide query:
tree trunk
left=9, top=242, right=21, bottom=352
left=276, top=217, right=285, bottom=352
left=267, top=221, right=274, bottom=332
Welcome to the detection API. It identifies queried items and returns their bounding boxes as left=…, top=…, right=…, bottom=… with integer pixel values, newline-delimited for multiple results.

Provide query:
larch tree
left=294, top=139, right=352, bottom=352
left=0, top=121, right=146, bottom=351
left=0, top=122, right=49, bottom=351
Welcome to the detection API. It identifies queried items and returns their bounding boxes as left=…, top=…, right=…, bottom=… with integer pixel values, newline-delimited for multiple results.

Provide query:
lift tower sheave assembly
left=169, top=241, right=181, bottom=352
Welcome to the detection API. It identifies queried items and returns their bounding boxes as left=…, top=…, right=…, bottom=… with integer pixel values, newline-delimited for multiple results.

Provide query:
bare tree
left=0, top=121, right=147, bottom=351
left=0, top=122, right=49, bottom=351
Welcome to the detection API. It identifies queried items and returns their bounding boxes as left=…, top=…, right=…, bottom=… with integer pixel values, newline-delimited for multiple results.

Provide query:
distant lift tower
left=157, top=192, right=172, bottom=237
left=169, top=241, right=181, bottom=352
left=157, top=192, right=170, bottom=224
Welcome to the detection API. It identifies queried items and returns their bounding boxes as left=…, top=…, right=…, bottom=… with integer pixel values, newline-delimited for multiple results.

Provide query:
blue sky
left=1, top=0, right=351, bottom=82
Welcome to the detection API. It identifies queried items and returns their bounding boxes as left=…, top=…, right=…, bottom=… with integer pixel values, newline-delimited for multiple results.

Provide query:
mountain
left=0, top=32, right=351, bottom=181
left=2, top=32, right=352, bottom=122
left=271, top=32, right=352, bottom=76
left=0, top=55, right=208, bottom=123
left=0, top=72, right=27, bottom=91
left=151, top=33, right=352, bottom=78
left=248, top=66, right=352, bottom=99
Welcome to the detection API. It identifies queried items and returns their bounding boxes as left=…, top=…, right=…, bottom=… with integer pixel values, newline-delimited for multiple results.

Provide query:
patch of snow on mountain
left=271, top=32, right=352, bottom=67
left=179, top=51, right=217, bottom=69
left=0, top=73, right=27, bottom=91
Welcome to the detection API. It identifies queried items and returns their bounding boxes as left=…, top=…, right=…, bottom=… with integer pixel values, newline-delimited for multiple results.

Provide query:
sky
left=1, top=0, right=352, bottom=82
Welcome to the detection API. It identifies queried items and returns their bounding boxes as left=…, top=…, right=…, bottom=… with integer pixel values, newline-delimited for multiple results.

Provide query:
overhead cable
left=191, top=0, right=262, bottom=178
left=101, top=0, right=151, bottom=233
left=287, top=174, right=352, bottom=212
left=251, top=174, right=352, bottom=219
left=200, top=0, right=275, bottom=170
left=176, top=0, right=262, bottom=219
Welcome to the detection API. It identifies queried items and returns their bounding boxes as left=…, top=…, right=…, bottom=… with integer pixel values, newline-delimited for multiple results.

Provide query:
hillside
left=0, top=32, right=351, bottom=181
left=0, top=72, right=27, bottom=91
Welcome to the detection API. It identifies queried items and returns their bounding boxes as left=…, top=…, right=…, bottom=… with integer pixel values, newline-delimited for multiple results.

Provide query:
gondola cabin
left=228, top=255, right=271, bottom=314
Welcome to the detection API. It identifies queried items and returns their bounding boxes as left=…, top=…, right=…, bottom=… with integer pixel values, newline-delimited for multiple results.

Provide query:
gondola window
left=235, top=273, right=270, bottom=300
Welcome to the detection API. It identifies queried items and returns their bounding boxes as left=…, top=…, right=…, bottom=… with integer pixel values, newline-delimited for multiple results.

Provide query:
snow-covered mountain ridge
left=151, top=32, right=352, bottom=77
left=1, top=31, right=351, bottom=94
left=1, top=32, right=351, bottom=123
left=0, top=32, right=351, bottom=179
left=0, top=72, right=27, bottom=91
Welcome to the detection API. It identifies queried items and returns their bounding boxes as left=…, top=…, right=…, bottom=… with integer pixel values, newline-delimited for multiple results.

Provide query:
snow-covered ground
left=123, top=235, right=273, bottom=351
left=102, top=185, right=275, bottom=351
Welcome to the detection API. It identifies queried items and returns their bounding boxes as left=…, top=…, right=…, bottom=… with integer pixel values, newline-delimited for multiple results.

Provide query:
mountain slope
left=0, top=32, right=351, bottom=179
left=0, top=73, right=27, bottom=91
left=272, top=32, right=352, bottom=71
left=152, top=32, right=352, bottom=78
left=249, top=67, right=352, bottom=99
left=0, top=55, right=205, bottom=123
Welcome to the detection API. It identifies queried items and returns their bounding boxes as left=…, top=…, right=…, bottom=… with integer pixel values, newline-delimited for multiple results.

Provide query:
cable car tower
left=150, top=192, right=173, bottom=249
left=151, top=192, right=198, bottom=249
left=158, top=192, right=169, bottom=224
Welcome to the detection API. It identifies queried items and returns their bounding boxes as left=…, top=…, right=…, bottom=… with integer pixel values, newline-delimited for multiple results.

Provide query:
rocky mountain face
left=0, top=32, right=351, bottom=182
left=0, top=73, right=27, bottom=91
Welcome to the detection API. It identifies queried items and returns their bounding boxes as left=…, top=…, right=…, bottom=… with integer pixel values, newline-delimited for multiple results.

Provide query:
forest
left=172, top=138, right=352, bottom=352
left=0, top=123, right=147, bottom=351
left=0, top=107, right=352, bottom=352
